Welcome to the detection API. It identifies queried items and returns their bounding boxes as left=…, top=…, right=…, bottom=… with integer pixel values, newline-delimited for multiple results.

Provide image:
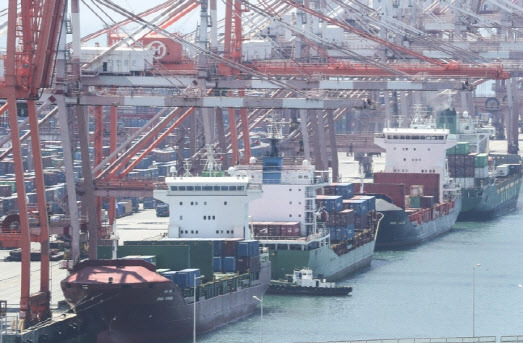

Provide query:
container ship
left=354, top=127, right=461, bottom=248
left=435, top=109, right=522, bottom=220
left=61, top=154, right=270, bottom=342
left=235, top=121, right=380, bottom=281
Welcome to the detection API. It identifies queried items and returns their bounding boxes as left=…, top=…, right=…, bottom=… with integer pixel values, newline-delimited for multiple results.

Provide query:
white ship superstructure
left=374, top=128, right=457, bottom=202
left=153, top=170, right=262, bottom=239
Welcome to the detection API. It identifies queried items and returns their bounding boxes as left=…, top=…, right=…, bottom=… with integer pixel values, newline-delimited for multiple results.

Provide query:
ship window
left=299, top=214, right=302, bottom=217
left=224, top=201, right=228, bottom=205
left=220, top=230, right=224, bottom=234
left=179, top=202, right=183, bottom=205
left=185, top=230, right=188, bottom=234
left=428, top=148, right=430, bottom=151
left=216, top=230, right=219, bottom=234
left=226, top=230, right=230, bottom=234
left=179, top=216, right=183, bottom=220
left=289, top=201, right=292, bottom=204
left=289, top=188, right=292, bottom=191
left=404, top=158, right=406, bottom=161
left=195, top=202, right=198, bottom=205
left=187, top=186, right=194, bottom=191
left=191, top=202, right=194, bottom=205
left=238, top=186, right=244, bottom=191
left=204, top=216, right=207, bottom=220
left=179, top=186, right=186, bottom=191
left=413, top=136, right=420, bottom=140
left=204, top=202, right=207, bottom=205
left=289, top=214, right=292, bottom=217
left=393, top=135, right=398, bottom=139
left=221, top=186, right=228, bottom=191
left=203, top=186, right=212, bottom=191
left=230, top=186, right=237, bottom=191
left=231, top=230, right=234, bottom=234
left=170, top=186, right=178, bottom=191
left=191, top=230, right=194, bottom=234
left=195, top=186, right=202, bottom=191
left=414, top=148, right=416, bottom=151
left=212, top=215, right=216, bottom=220
left=214, top=186, right=220, bottom=191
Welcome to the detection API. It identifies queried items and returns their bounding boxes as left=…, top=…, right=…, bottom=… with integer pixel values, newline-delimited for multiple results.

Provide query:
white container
left=81, top=47, right=152, bottom=74
left=474, top=166, right=489, bottom=179
left=242, top=40, right=272, bottom=61
left=496, top=164, right=510, bottom=177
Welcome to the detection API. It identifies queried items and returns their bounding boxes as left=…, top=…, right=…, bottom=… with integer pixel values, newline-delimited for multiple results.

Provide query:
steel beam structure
left=69, top=95, right=370, bottom=109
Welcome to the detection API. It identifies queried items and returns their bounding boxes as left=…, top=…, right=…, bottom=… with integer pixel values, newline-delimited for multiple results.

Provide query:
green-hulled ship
left=436, top=109, right=522, bottom=220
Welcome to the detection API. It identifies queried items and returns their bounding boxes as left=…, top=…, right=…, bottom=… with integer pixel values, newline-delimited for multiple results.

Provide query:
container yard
left=0, top=0, right=522, bottom=342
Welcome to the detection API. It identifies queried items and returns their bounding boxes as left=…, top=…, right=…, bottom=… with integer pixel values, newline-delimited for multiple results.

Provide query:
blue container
left=179, top=269, right=201, bottom=287
left=161, top=270, right=177, bottom=282
left=346, top=224, right=355, bottom=239
left=223, top=256, right=237, bottom=273
left=329, top=228, right=341, bottom=241
left=358, top=195, right=376, bottom=212
left=248, top=240, right=260, bottom=256
left=317, top=195, right=343, bottom=213
left=143, top=198, right=156, bottom=209
left=213, top=240, right=223, bottom=257
left=116, top=203, right=125, bottom=218
left=237, top=242, right=250, bottom=257
left=335, top=183, right=354, bottom=199
left=213, top=257, right=223, bottom=272
left=344, top=199, right=368, bottom=215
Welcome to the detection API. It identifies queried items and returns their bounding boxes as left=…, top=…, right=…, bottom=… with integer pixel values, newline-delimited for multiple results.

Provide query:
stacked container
left=315, top=195, right=344, bottom=213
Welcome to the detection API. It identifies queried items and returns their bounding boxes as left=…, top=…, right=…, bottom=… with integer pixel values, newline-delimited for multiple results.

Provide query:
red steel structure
left=0, top=0, right=65, bottom=326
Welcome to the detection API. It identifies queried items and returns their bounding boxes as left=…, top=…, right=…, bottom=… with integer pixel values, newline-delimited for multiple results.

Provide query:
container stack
left=161, top=269, right=202, bottom=289
left=252, top=222, right=300, bottom=238
left=323, top=182, right=354, bottom=199
left=474, top=153, right=489, bottom=179
left=212, top=239, right=260, bottom=274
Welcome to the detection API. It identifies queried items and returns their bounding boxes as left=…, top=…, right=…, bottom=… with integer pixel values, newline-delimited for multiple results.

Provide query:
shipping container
left=223, top=256, right=237, bottom=273
left=315, top=195, right=344, bottom=213
left=374, top=172, right=440, bottom=203
left=496, top=164, right=510, bottom=177
left=213, top=257, right=223, bottom=272
left=409, top=196, right=421, bottom=208
left=420, top=196, right=435, bottom=208
left=474, top=166, right=489, bottom=179
left=342, top=199, right=367, bottom=215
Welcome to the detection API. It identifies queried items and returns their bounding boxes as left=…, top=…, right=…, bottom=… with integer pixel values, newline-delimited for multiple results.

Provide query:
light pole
left=472, top=264, right=481, bottom=337
left=193, top=274, right=204, bottom=343
left=253, top=296, right=263, bottom=343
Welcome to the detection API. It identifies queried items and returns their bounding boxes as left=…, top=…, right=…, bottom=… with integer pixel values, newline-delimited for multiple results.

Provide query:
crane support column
left=215, top=107, right=229, bottom=169
left=299, top=109, right=311, bottom=160
left=27, top=101, right=50, bottom=297
left=506, top=78, right=520, bottom=154
left=228, top=108, right=240, bottom=165
left=109, top=105, right=118, bottom=228
left=310, top=110, right=323, bottom=170
left=77, top=105, right=99, bottom=260
left=327, top=109, right=339, bottom=182
left=239, top=90, right=251, bottom=163
left=316, top=110, right=329, bottom=170
left=6, top=0, right=31, bottom=324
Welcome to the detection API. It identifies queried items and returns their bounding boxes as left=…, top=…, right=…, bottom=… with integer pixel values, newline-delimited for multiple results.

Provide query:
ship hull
left=458, top=175, right=521, bottom=221
left=267, top=239, right=376, bottom=281
left=376, top=198, right=461, bottom=248
left=62, top=262, right=270, bottom=342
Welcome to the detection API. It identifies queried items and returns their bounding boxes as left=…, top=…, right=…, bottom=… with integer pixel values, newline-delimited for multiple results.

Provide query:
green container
left=99, top=240, right=214, bottom=283
left=409, top=196, right=421, bottom=208
left=0, top=180, right=17, bottom=193
left=474, top=153, right=488, bottom=167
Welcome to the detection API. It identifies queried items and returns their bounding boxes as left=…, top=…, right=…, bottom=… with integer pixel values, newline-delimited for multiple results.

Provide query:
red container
left=223, top=240, right=239, bottom=256
left=373, top=173, right=440, bottom=203
left=354, top=183, right=406, bottom=209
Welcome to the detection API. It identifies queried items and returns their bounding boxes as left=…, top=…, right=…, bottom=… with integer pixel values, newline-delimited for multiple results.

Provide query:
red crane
left=0, top=0, right=65, bottom=326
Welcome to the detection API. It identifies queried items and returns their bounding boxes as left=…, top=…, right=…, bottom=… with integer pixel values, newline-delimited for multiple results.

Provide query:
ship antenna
left=183, top=159, right=192, bottom=177
left=203, top=144, right=222, bottom=173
